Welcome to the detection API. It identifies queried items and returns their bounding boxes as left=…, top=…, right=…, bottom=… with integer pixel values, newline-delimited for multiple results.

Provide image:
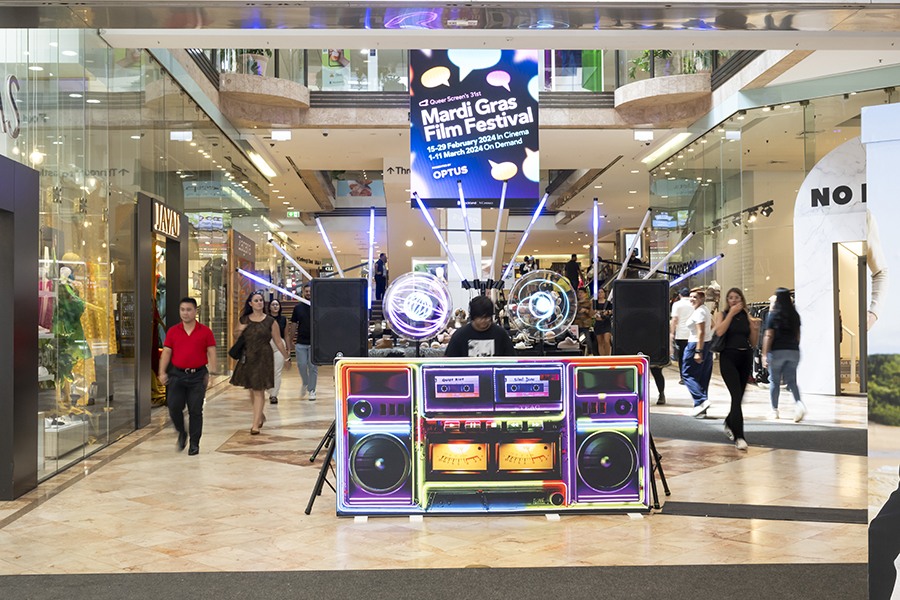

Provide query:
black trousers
left=650, top=366, right=665, bottom=397
left=674, top=338, right=688, bottom=378
left=870, top=471, right=900, bottom=600
left=167, top=367, right=207, bottom=446
left=720, top=348, right=752, bottom=440
left=375, top=275, right=386, bottom=301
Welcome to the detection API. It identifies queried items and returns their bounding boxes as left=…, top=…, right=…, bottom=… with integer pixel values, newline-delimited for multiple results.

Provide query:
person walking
left=157, top=297, right=217, bottom=456
left=670, top=287, right=693, bottom=384
left=565, top=254, right=582, bottom=290
left=714, top=288, right=761, bottom=451
left=374, top=253, right=387, bottom=301
left=761, top=287, right=806, bottom=422
left=288, top=284, right=318, bottom=400
left=266, top=299, right=289, bottom=405
left=685, top=288, right=714, bottom=418
left=231, top=291, right=290, bottom=434
left=592, top=287, right=612, bottom=356
left=574, top=288, right=595, bottom=355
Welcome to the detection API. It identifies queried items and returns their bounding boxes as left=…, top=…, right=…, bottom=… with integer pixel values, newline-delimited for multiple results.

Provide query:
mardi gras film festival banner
left=409, top=49, right=540, bottom=208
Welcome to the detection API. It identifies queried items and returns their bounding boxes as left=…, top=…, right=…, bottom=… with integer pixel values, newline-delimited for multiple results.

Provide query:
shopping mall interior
left=1, top=3, right=900, bottom=598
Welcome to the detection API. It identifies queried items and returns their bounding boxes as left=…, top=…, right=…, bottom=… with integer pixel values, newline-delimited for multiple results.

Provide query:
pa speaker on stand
left=310, top=278, right=368, bottom=366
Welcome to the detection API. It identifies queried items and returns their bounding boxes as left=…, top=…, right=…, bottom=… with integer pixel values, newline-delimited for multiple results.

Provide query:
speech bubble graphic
left=421, top=66, right=451, bottom=88
left=522, top=148, right=539, bottom=183
left=528, top=75, right=539, bottom=103
left=514, top=49, right=539, bottom=64
left=486, top=70, right=511, bottom=92
left=489, top=160, right=518, bottom=181
left=448, top=49, right=502, bottom=81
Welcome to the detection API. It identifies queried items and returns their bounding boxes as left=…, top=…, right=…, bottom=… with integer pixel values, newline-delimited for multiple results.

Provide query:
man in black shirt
left=374, top=253, right=387, bottom=301
left=287, top=284, right=318, bottom=400
left=565, top=254, right=581, bottom=289
left=445, top=296, right=516, bottom=358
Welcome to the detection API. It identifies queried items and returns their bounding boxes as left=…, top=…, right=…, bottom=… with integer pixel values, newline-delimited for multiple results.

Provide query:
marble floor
left=0, top=363, right=868, bottom=575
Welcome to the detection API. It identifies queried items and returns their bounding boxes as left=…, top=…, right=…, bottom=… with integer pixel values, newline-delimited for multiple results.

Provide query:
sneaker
left=735, top=438, right=748, bottom=451
left=309, top=390, right=316, bottom=401
left=767, top=409, right=779, bottom=420
left=656, top=394, right=666, bottom=406
left=723, top=423, right=734, bottom=441
left=794, top=402, right=807, bottom=422
left=690, top=399, right=711, bottom=418
left=269, top=396, right=278, bottom=404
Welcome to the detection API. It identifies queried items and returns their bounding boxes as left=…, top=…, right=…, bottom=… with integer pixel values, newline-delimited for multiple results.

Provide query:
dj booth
left=334, top=356, right=651, bottom=516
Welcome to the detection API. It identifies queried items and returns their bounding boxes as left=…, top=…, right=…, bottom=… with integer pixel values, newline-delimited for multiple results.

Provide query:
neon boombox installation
left=335, top=356, right=650, bottom=515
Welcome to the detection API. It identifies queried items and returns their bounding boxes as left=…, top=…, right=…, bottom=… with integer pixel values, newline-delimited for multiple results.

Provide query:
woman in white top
left=683, top=287, right=714, bottom=417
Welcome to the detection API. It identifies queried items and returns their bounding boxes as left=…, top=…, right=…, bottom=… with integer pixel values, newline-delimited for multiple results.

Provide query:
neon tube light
left=501, top=192, right=549, bottom=281
left=268, top=238, right=314, bottom=282
left=644, top=231, right=694, bottom=279
left=668, top=253, right=725, bottom=287
left=236, top=268, right=306, bottom=302
left=615, top=207, right=651, bottom=281
left=592, top=198, right=599, bottom=300
left=490, top=181, right=507, bottom=281
left=457, top=180, right=479, bottom=281
left=315, top=216, right=344, bottom=278
left=413, top=192, right=468, bottom=283
left=368, top=207, right=375, bottom=309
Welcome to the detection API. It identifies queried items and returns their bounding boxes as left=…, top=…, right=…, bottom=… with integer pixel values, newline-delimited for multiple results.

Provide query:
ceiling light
left=248, top=152, right=276, bottom=178
left=627, top=206, right=634, bottom=209
left=728, top=238, right=738, bottom=245
left=271, top=130, right=291, bottom=141
left=783, top=104, right=791, bottom=109
left=86, top=99, right=100, bottom=104
left=272, top=189, right=280, bottom=193
left=62, top=50, right=77, bottom=57
left=631, top=170, right=639, bottom=174
left=760, top=205, right=774, bottom=217
left=405, top=240, right=413, bottom=247
left=629, top=191, right=637, bottom=194
left=641, top=132, right=690, bottom=165
left=634, top=130, right=654, bottom=142
left=49, top=42, right=57, bottom=47
left=594, top=185, right=602, bottom=189
left=748, top=212, right=757, bottom=222
left=28, top=66, right=43, bottom=71
left=69, top=93, right=82, bottom=98
left=169, top=131, right=192, bottom=142
left=130, top=135, right=141, bottom=140
left=481, top=239, right=487, bottom=246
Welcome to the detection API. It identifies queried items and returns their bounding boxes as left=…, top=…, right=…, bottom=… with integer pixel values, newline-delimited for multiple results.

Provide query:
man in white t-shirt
left=683, top=288, right=714, bottom=417
left=670, top=287, right=694, bottom=384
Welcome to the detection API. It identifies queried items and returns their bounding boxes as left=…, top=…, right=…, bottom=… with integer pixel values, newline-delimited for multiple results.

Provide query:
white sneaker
left=723, top=423, right=734, bottom=441
left=767, top=409, right=779, bottom=420
left=309, top=390, right=316, bottom=401
left=690, top=399, right=711, bottom=418
left=794, top=401, right=806, bottom=422
left=735, top=438, right=748, bottom=451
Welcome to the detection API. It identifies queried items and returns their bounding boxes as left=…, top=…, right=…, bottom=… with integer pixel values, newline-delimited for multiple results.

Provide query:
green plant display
left=869, top=354, right=900, bottom=426
left=628, top=50, right=672, bottom=80
left=239, top=49, right=273, bottom=58
left=682, top=51, right=714, bottom=75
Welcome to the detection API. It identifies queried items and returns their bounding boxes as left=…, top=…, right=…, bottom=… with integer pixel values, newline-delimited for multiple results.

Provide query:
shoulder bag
left=228, top=335, right=245, bottom=360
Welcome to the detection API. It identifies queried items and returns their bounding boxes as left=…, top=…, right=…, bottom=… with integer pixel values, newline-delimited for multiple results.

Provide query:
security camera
left=644, top=141, right=651, bottom=146
left=269, top=142, right=276, bottom=148
left=322, top=129, right=329, bottom=137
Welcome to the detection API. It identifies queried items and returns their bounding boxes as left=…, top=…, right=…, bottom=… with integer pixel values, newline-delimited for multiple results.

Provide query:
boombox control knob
left=441, top=385, right=448, bottom=392
left=533, top=384, right=540, bottom=391
left=353, top=400, right=373, bottom=419
left=510, top=384, right=518, bottom=392
left=463, top=385, right=471, bottom=392
left=615, top=399, right=632, bottom=416
left=550, top=492, right=564, bottom=506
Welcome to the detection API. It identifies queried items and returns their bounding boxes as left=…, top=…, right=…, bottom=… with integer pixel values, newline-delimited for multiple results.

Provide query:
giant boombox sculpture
left=334, top=356, right=651, bottom=515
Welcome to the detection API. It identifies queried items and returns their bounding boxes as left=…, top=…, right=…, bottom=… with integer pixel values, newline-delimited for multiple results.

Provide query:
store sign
left=153, top=201, right=182, bottom=239
left=0, top=75, right=21, bottom=140
left=409, top=49, right=539, bottom=208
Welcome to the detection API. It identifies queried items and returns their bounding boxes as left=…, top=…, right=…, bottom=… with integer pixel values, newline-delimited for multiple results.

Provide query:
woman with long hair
left=761, top=288, right=805, bottom=422
left=266, top=299, right=289, bottom=405
left=230, top=291, right=290, bottom=434
left=713, top=287, right=761, bottom=451
left=593, top=287, right=612, bottom=356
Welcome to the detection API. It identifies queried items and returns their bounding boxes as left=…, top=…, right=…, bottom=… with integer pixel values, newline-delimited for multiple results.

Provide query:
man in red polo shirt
left=158, top=297, right=217, bottom=455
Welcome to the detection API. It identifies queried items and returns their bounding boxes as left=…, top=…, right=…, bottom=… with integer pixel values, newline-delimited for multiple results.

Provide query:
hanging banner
left=409, top=49, right=539, bottom=208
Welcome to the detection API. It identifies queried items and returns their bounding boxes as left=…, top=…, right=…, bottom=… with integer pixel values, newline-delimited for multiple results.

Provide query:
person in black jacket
left=445, top=296, right=516, bottom=358
left=287, top=284, right=318, bottom=400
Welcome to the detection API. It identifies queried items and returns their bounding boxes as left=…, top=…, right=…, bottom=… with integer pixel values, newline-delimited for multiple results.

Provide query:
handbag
left=228, top=335, right=246, bottom=360
left=708, top=331, right=725, bottom=353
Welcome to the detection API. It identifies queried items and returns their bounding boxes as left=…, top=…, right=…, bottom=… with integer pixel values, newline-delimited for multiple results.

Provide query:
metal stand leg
left=310, top=420, right=335, bottom=463
left=305, top=424, right=336, bottom=515
left=648, top=434, right=670, bottom=510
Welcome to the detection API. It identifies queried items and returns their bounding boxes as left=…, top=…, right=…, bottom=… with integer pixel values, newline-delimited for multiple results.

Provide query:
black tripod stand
left=647, top=433, right=670, bottom=510
left=304, top=420, right=336, bottom=515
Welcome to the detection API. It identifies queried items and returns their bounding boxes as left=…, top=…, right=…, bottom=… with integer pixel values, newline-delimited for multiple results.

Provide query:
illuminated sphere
left=508, top=269, right=576, bottom=337
left=383, top=272, right=452, bottom=340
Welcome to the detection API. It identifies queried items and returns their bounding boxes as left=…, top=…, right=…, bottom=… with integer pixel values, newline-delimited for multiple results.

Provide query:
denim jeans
left=682, top=341, right=713, bottom=406
left=767, top=349, right=801, bottom=409
left=295, top=343, right=318, bottom=393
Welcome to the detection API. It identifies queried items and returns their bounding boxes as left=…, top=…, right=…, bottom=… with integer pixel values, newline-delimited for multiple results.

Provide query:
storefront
left=0, top=29, right=277, bottom=498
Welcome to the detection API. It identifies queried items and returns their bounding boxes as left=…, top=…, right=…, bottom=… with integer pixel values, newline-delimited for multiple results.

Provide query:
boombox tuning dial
left=353, top=400, right=373, bottom=419
left=614, top=399, right=632, bottom=416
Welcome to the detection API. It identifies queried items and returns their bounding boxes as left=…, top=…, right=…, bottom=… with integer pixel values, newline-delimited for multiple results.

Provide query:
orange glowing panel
left=431, top=443, right=488, bottom=471
left=498, top=442, right=555, bottom=471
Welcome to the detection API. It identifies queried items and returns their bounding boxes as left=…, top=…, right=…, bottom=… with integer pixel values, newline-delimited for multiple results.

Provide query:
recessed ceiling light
left=28, top=66, right=43, bottom=71
left=130, top=135, right=141, bottom=139
left=283, top=201, right=289, bottom=204
left=69, top=93, right=82, bottom=98
left=631, top=170, right=639, bottom=173
left=49, top=42, right=58, bottom=47
left=62, top=50, right=77, bottom=57
left=594, top=185, right=602, bottom=189
left=272, top=190, right=280, bottom=193
left=629, top=191, right=637, bottom=194
left=728, top=238, right=738, bottom=245
left=627, top=206, right=634, bottom=209
left=86, top=99, right=100, bottom=104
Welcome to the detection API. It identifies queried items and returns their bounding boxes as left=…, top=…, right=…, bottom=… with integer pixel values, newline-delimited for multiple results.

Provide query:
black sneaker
left=177, top=431, right=187, bottom=451
left=656, top=395, right=666, bottom=405
left=188, top=445, right=199, bottom=456
left=270, top=396, right=278, bottom=404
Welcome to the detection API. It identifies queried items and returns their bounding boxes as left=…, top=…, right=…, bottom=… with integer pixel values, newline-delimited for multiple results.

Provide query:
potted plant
left=682, top=50, right=714, bottom=75
left=238, top=49, right=273, bottom=76
left=628, top=50, right=673, bottom=80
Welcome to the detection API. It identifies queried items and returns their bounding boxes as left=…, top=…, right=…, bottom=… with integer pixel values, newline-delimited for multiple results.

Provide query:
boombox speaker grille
left=611, top=279, right=670, bottom=366
left=311, top=278, right=368, bottom=365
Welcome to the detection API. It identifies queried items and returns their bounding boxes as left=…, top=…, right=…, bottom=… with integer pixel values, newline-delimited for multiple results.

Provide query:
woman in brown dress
left=231, top=291, right=290, bottom=434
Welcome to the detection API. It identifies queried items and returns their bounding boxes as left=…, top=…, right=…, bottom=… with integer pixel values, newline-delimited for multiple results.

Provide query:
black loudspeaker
left=311, top=278, right=368, bottom=365
left=611, top=279, right=670, bottom=366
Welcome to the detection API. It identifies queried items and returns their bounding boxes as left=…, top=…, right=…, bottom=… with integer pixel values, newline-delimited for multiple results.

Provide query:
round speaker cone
left=350, top=433, right=410, bottom=494
left=614, top=399, right=632, bottom=416
left=352, top=400, right=373, bottom=419
left=577, top=431, right=636, bottom=491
